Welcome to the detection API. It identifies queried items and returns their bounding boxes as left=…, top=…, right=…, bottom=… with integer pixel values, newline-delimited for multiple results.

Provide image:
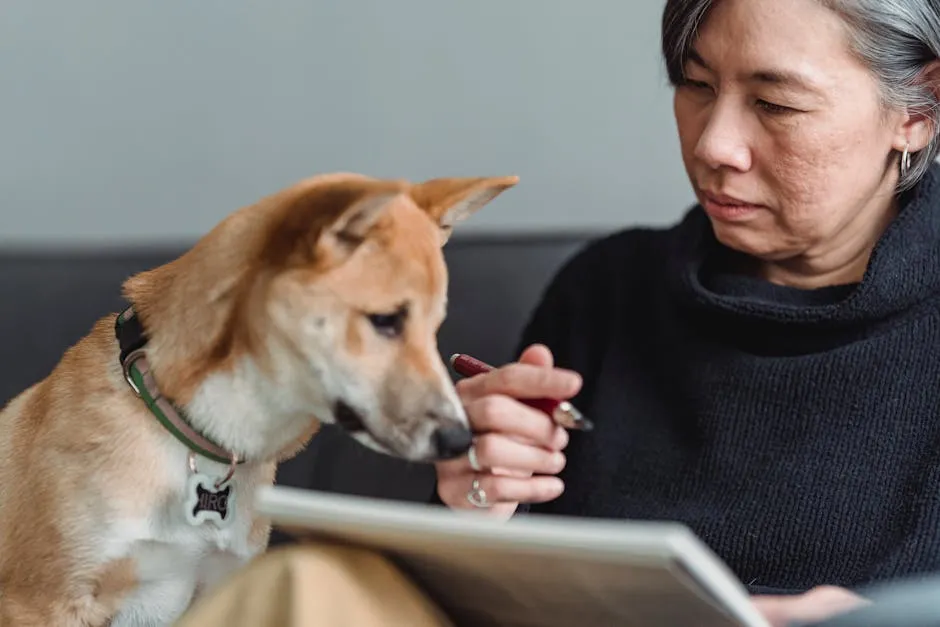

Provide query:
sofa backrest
left=0, top=233, right=594, bottom=506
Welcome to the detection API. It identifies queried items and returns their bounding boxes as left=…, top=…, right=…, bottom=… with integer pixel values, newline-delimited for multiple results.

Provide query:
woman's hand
left=434, top=343, right=582, bottom=519
left=753, top=586, right=869, bottom=627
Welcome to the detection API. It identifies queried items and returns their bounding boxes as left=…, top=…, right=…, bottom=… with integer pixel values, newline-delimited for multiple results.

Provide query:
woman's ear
left=895, top=60, right=940, bottom=153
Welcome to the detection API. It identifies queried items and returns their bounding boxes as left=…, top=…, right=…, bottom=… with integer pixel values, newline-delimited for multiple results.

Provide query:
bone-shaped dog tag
left=185, top=473, right=235, bottom=527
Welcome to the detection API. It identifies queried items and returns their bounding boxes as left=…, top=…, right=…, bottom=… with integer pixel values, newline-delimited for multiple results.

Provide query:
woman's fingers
left=464, top=394, right=570, bottom=451
left=456, top=362, right=582, bottom=405
left=752, top=586, right=869, bottom=627
left=436, top=429, right=566, bottom=478
left=435, top=345, right=576, bottom=515
left=517, top=343, right=554, bottom=368
left=435, top=431, right=567, bottom=512
left=470, top=433, right=567, bottom=476
left=442, top=473, right=565, bottom=508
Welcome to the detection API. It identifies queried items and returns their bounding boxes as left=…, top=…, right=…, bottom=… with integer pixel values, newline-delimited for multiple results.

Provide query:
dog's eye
left=367, top=307, right=407, bottom=338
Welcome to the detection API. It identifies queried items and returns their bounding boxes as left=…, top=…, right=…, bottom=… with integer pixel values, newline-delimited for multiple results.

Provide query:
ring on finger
left=466, top=476, right=491, bottom=508
left=467, top=442, right=483, bottom=472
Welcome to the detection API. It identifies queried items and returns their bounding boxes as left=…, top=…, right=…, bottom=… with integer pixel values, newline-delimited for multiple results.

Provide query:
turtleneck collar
left=668, top=162, right=940, bottom=330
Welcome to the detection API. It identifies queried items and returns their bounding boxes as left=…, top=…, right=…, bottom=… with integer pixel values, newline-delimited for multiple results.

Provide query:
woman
left=435, top=0, right=940, bottom=624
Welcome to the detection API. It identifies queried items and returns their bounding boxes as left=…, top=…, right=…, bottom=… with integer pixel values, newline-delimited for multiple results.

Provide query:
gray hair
left=661, top=0, right=940, bottom=191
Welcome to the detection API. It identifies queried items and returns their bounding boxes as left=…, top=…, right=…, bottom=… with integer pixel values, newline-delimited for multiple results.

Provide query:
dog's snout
left=432, top=424, right=473, bottom=459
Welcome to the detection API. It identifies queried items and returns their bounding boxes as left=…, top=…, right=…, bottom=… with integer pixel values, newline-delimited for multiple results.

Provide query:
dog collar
left=115, top=306, right=244, bottom=467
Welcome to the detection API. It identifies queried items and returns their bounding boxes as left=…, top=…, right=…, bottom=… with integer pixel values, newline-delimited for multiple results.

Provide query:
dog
left=0, top=171, right=518, bottom=626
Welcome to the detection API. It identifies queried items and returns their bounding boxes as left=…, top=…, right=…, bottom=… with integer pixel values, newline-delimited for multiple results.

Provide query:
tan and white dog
left=0, top=172, right=517, bottom=626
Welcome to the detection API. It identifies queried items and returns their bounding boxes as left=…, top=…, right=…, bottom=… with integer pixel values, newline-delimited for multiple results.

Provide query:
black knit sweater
left=513, top=164, right=940, bottom=595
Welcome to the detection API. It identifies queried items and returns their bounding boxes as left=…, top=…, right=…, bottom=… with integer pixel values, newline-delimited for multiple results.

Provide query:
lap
left=176, top=541, right=453, bottom=627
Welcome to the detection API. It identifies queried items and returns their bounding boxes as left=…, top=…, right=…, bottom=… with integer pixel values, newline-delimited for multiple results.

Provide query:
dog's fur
left=0, top=172, right=517, bottom=626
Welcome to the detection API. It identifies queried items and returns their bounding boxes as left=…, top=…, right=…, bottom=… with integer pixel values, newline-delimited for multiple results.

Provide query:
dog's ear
left=319, top=190, right=402, bottom=258
left=410, top=176, right=519, bottom=245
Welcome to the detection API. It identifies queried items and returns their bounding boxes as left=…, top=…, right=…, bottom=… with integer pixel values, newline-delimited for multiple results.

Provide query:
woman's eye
left=757, top=99, right=794, bottom=115
left=683, top=79, right=714, bottom=91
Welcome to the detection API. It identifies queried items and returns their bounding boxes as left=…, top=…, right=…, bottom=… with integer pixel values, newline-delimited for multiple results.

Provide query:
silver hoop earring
left=901, top=142, right=912, bottom=177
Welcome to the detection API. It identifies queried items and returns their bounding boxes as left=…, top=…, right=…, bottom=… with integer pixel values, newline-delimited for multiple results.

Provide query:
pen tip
left=565, top=404, right=594, bottom=432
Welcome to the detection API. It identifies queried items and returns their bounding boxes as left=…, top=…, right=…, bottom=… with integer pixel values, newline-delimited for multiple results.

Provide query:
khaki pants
left=176, top=543, right=454, bottom=627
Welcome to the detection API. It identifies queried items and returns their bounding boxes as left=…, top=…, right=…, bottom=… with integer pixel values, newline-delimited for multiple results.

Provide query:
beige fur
left=0, top=172, right=517, bottom=626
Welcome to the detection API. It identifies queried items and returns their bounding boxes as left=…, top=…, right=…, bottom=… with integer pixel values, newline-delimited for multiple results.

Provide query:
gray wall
left=0, top=0, right=694, bottom=247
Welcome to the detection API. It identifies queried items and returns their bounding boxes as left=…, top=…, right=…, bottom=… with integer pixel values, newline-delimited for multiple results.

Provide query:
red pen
left=449, top=353, right=594, bottom=431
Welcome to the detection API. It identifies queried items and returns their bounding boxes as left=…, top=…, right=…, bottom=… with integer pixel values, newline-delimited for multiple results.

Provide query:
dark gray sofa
left=0, top=233, right=594, bottom=523
left=8, top=234, right=940, bottom=626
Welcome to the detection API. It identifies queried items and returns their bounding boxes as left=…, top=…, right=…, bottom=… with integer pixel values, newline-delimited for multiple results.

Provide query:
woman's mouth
left=700, top=190, right=764, bottom=222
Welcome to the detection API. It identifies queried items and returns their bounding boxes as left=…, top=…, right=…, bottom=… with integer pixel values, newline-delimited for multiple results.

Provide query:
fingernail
left=552, top=452, right=566, bottom=472
left=565, top=372, right=582, bottom=394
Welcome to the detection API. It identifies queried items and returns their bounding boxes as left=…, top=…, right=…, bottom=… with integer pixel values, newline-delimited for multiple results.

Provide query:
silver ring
left=467, top=443, right=482, bottom=472
left=466, top=477, right=491, bottom=508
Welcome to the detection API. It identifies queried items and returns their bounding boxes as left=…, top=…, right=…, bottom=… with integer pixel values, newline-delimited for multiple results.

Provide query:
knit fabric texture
left=517, top=163, right=940, bottom=594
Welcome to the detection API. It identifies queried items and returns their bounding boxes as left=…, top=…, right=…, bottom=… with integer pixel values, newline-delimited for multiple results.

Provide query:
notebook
left=254, top=485, right=770, bottom=627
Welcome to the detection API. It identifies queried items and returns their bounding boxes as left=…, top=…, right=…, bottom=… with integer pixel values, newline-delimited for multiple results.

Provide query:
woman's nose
left=693, top=101, right=752, bottom=172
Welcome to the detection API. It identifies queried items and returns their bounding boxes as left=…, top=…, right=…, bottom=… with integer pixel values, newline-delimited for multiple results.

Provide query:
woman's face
left=673, top=0, right=908, bottom=267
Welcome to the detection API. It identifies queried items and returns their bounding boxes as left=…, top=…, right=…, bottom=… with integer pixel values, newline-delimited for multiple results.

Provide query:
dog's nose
left=432, top=425, right=473, bottom=459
